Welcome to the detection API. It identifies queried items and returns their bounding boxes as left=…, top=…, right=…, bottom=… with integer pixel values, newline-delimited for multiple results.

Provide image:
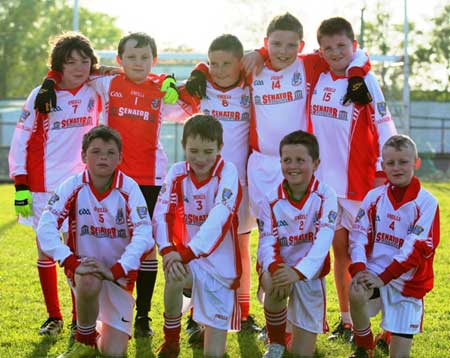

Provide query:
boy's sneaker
left=328, top=319, right=353, bottom=342
left=157, top=341, right=180, bottom=358
left=263, top=343, right=285, bottom=358
left=374, top=331, right=390, bottom=355
left=186, top=315, right=198, bottom=335
left=348, top=347, right=374, bottom=358
left=57, top=341, right=97, bottom=358
left=38, top=317, right=63, bottom=336
left=134, top=316, right=154, bottom=338
left=240, top=315, right=262, bottom=333
left=257, top=326, right=268, bottom=344
left=187, top=324, right=205, bottom=347
left=68, top=321, right=77, bottom=347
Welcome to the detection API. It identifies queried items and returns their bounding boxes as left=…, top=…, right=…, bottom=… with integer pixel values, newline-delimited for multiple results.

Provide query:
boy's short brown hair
left=208, top=34, right=244, bottom=59
left=182, top=114, right=223, bottom=149
left=48, top=31, right=98, bottom=73
left=279, top=130, right=319, bottom=161
left=266, top=12, right=303, bottom=40
left=317, top=17, right=355, bottom=44
left=118, top=32, right=157, bottom=59
left=383, top=134, right=418, bottom=158
left=82, top=125, right=122, bottom=153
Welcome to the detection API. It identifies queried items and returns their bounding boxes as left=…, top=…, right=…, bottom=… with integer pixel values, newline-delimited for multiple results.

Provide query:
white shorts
left=368, top=284, right=423, bottom=335
left=190, top=261, right=240, bottom=331
left=287, top=277, right=328, bottom=334
left=247, top=152, right=283, bottom=217
left=19, top=192, right=68, bottom=232
left=335, top=198, right=361, bottom=231
left=70, top=279, right=135, bottom=336
left=237, top=186, right=256, bottom=234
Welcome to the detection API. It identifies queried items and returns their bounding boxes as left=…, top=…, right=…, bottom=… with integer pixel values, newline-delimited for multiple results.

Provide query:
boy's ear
left=264, top=37, right=269, bottom=49
left=352, top=40, right=358, bottom=52
left=415, top=157, right=421, bottom=170
left=116, top=55, right=122, bottom=66
left=313, top=158, right=320, bottom=171
left=81, top=151, right=87, bottom=164
left=152, top=56, right=157, bottom=66
left=298, top=40, right=305, bottom=53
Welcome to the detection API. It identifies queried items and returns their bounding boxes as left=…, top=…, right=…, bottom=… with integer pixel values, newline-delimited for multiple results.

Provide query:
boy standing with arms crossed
left=9, top=32, right=100, bottom=336
left=257, top=130, right=337, bottom=358
left=347, top=135, right=439, bottom=358
left=37, top=125, right=154, bottom=358
left=153, top=114, right=242, bottom=358
left=183, top=34, right=259, bottom=334
left=308, top=17, right=397, bottom=340
left=35, top=32, right=182, bottom=337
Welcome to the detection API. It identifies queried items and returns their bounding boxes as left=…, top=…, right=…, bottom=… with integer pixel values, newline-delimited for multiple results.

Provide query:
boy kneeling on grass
left=257, top=130, right=338, bottom=358
left=153, top=114, right=242, bottom=358
left=37, top=125, right=154, bottom=358
left=348, top=134, right=440, bottom=358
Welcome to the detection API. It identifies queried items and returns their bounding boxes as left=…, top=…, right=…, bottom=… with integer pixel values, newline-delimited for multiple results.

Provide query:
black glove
left=34, top=79, right=57, bottom=113
left=343, top=77, right=372, bottom=106
left=185, top=70, right=207, bottom=98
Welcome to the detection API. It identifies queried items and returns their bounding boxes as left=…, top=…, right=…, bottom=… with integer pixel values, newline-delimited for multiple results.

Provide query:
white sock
left=340, top=311, right=353, bottom=325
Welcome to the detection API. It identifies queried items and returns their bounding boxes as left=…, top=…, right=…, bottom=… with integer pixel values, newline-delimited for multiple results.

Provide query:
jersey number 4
left=389, top=221, right=395, bottom=230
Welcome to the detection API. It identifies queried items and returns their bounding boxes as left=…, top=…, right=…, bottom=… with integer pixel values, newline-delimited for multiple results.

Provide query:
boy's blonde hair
left=383, top=134, right=418, bottom=158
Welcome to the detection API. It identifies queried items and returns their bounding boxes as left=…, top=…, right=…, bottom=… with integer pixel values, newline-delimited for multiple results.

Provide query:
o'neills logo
left=375, top=232, right=404, bottom=249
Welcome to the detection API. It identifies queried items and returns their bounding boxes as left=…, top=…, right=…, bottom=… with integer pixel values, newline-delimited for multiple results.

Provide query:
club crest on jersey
left=151, top=98, right=161, bottom=109
left=242, top=112, right=250, bottom=121
left=222, top=188, right=233, bottom=202
left=257, top=220, right=265, bottom=232
left=412, top=225, right=424, bottom=235
left=328, top=210, right=338, bottom=223
left=48, top=193, right=59, bottom=206
left=116, top=208, right=125, bottom=225
left=240, top=94, right=250, bottom=108
left=202, top=109, right=211, bottom=116
left=52, top=122, right=61, bottom=130
left=80, top=225, right=89, bottom=236
left=18, top=108, right=30, bottom=123
left=355, top=208, right=365, bottom=222
left=136, top=206, right=148, bottom=219
left=160, top=183, right=167, bottom=194
left=87, top=97, right=95, bottom=112
left=291, top=71, right=302, bottom=86
left=254, top=95, right=262, bottom=105
left=377, top=102, right=387, bottom=116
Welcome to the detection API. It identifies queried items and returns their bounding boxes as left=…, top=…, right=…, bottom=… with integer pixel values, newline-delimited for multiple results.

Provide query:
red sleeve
left=111, top=262, right=126, bottom=281
left=14, top=174, right=28, bottom=186
left=349, top=262, right=367, bottom=277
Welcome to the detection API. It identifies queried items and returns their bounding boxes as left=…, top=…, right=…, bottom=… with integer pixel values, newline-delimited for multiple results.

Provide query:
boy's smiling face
left=319, top=33, right=357, bottom=76
left=60, top=50, right=91, bottom=89
left=117, top=39, right=155, bottom=84
left=265, top=30, right=304, bottom=71
left=281, top=143, right=319, bottom=192
left=184, top=135, right=222, bottom=182
left=208, top=50, right=241, bottom=88
left=382, top=145, right=417, bottom=187
left=82, top=138, right=121, bottom=180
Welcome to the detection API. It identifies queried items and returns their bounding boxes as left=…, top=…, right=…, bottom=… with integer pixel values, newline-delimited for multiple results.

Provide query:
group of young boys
left=8, top=11, right=439, bottom=358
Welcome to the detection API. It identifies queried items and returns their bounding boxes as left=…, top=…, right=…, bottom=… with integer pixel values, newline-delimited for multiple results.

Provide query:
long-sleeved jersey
left=348, top=177, right=440, bottom=299
left=180, top=66, right=251, bottom=186
left=308, top=71, right=397, bottom=200
left=88, top=73, right=190, bottom=186
left=257, top=177, right=337, bottom=280
left=37, top=169, right=154, bottom=290
left=8, top=85, right=100, bottom=191
left=153, top=156, right=242, bottom=289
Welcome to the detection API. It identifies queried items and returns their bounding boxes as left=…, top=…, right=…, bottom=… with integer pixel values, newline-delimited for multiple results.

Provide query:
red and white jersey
left=309, top=71, right=397, bottom=200
left=37, top=169, right=154, bottom=286
left=89, top=74, right=190, bottom=186
left=184, top=66, right=251, bottom=185
left=9, top=85, right=100, bottom=192
left=257, top=177, right=337, bottom=280
left=153, top=156, right=242, bottom=288
left=249, top=58, right=309, bottom=157
left=349, top=177, right=440, bottom=299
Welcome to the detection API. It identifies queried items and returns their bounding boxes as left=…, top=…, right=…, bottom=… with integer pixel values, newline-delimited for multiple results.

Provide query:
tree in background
left=0, top=0, right=122, bottom=98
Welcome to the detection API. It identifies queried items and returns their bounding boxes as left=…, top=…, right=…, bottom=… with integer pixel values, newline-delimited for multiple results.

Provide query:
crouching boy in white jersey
left=37, top=125, right=154, bottom=358
left=153, top=114, right=242, bottom=358
left=257, top=130, right=338, bottom=358
left=348, top=135, right=440, bottom=358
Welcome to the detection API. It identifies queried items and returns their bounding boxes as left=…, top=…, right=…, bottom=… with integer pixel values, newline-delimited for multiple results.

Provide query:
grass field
left=0, top=182, right=449, bottom=358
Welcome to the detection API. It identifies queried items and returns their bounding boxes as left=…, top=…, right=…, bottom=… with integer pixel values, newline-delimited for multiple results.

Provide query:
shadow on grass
left=0, top=218, right=18, bottom=237
left=135, top=336, right=154, bottom=358
left=237, top=331, right=262, bottom=358
left=26, top=335, right=58, bottom=358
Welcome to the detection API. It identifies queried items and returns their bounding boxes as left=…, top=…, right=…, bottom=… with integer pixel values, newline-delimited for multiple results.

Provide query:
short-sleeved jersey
left=9, top=85, right=100, bottom=192
left=249, top=59, right=309, bottom=156
left=37, top=169, right=154, bottom=288
left=153, top=156, right=242, bottom=289
left=184, top=66, right=251, bottom=185
left=349, top=177, right=440, bottom=299
left=257, top=177, right=337, bottom=280
left=309, top=71, right=397, bottom=200
left=89, top=74, right=189, bottom=186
